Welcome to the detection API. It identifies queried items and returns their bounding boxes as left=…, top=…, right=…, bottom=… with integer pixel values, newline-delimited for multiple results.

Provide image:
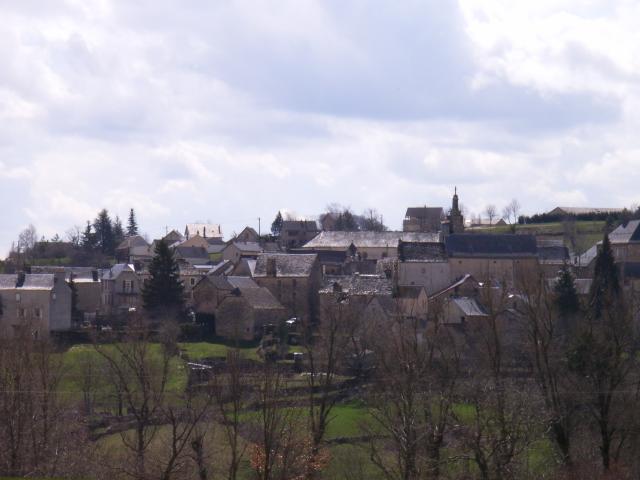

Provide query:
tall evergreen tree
left=142, top=240, right=185, bottom=318
left=341, top=209, right=358, bottom=231
left=93, top=209, right=115, bottom=256
left=271, top=211, right=283, bottom=236
left=113, top=216, right=125, bottom=247
left=554, top=265, right=580, bottom=318
left=127, top=208, right=139, bottom=236
left=68, top=275, right=80, bottom=324
left=589, top=234, right=620, bottom=319
left=81, top=221, right=96, bottom=252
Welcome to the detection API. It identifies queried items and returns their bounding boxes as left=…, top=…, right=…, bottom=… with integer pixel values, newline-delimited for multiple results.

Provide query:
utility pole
left=258, top=217, right=261, bottom=237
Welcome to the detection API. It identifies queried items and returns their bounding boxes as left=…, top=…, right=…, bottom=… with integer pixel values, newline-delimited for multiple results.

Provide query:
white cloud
left=0, top=1, right=639, bottom=254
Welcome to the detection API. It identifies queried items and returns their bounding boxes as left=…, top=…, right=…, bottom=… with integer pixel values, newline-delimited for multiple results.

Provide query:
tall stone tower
left=449, top=187, right=465, bottom=234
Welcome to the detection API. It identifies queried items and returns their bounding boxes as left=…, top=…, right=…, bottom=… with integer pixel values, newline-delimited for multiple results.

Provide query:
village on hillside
left=0, top=190, right=635, bottom=344
left=2, top=189, right=640, bottom=479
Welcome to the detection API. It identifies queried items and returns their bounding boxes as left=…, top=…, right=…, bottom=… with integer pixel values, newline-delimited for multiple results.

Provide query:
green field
left=472, top=220, right=606, bottom=254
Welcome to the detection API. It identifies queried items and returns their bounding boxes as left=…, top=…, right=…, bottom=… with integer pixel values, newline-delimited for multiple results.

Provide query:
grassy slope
left=472, top=220, right=605, bottom=254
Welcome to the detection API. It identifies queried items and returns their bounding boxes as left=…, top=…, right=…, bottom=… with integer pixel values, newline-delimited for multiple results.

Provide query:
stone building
left=253, top=253, right=321, bottom=321
left=101, top=264, right=143, bottom=316
left=215, top=287, right=286, bottom=341
left=0, top=273, right=72, bottom=339
left=403, top=207, right=445, bottom=233
left=280, top=220, right=319, bottom=250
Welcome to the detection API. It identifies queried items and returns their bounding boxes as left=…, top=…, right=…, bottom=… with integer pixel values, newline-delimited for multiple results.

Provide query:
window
left=34, top=307, right=42, bottom=319
left=18, top=308, right=26, bottom=318
left=123, top=280, right=134, bottom=293
left=292, top=279, right=297, bottom=288
left=190, top=278, right=196, bottom=286
left=15, top=293, right=21, bottom=302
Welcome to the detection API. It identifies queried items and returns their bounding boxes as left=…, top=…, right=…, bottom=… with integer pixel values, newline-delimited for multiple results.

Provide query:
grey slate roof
left=117, top=235, right=149, bottom=250
left=175, top=246, right=209, bottom=259
left=103, top=264, right=136, bottom=280
left=282, top=220, right=319, bottom=232
left=0, top=274, right=56, bottom=290
left=253, top=254, right=317, bottom=278
left=239, top=287, right=284, bottom=309
left=609, top=220, right=640, bottom=244
left=405, top=207, right=445, bottom=220
left=445, top=234, right=537, bottom=258
left=398, top=241, right=447, bottom=262
left=452, top=297, right=487, bottom=316
left=229, top=242, right=262, bottom=253
left=228, top=276, right=259, bottom=289
left=303, top=231, right=441, bottom=249
left=0, top=274, right=18, bottom=289
left=320, top=274, right=393, bottom=296
left=231, top=258, right=257, bottom=277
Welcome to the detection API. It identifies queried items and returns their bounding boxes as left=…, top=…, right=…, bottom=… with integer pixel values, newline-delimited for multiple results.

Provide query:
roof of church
left=445, top=234, right=537, bottom=258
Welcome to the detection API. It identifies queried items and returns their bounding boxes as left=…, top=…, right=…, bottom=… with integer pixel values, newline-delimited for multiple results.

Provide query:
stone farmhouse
left=0, top=273, right=72, bottom=339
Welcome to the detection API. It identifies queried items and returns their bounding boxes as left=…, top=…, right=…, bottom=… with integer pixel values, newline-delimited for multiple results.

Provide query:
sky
left=1, top=0, right=640, bottom=254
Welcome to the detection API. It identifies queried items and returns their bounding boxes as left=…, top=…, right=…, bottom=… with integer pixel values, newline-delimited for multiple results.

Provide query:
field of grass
left=178, top=341, right=261, bottom=362
left=472, top=220, right=606, bottom=254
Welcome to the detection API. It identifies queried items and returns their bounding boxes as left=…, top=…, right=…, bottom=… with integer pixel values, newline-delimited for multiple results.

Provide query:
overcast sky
left=1, top=0, right=640, bottom=254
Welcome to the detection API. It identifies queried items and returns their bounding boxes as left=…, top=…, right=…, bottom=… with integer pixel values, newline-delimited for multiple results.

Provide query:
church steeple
left=452, top=186, right=459, bottom=212
left=449, top=187, right=464, bottom=234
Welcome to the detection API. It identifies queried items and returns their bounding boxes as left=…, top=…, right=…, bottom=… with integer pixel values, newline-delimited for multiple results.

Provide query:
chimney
left=92, top=270, right=99, bottom=282
left=266, top=257, right=277, bottom=277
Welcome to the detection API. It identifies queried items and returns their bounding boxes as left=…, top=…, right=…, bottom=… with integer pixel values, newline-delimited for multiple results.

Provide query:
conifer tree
left=68, top=275, right=80, bottom=323
left=554, top=265, right=580, bottom=318
left=589, top=234, right=620, bottom=319
left=271, top=211, right=283, bottom=236
left=127, top=208, right=139, bottom=236
left=93, top=209, right=115, bottom=256
left=142, top=240, right=185, bottom=318
left=81, top=221, right=96, bottom=252
left=113, top=216, right=125, bottom=247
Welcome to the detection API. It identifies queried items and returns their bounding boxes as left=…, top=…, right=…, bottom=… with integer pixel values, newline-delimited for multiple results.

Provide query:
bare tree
left=502, top=199, right=521, bottom=232
left=462, top=284, right=537, bottom=479
left=65, top=225, right=83, bottom=247
left=516, top=267, right=577, bottom=465
left=365, top=299, right=461, bottom=480
left=302, top=298, right=353, bottom=476
left=485, top=205, right=497, bottom=226
left=95, top=316, right=173, bottom=479
left=0, top=323, right=89, bottom=478
left=249, top=363, right=323, bottom=480
left=211, top=349, right=250, bottom=480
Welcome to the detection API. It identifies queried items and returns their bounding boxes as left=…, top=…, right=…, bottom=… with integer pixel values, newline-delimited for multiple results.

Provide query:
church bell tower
left=449, top=187, right=464, bottom=234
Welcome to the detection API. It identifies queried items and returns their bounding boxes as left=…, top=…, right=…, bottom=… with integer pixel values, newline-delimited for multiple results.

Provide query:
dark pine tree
left=127, top=208, right=139, bottom=236
left=341, top=209, right=359, bottom=231
left=589, top=233, right=620, bottom=319
left=81, top=221, right=97, bottom=252
left=142, top=240, right=185, bottom=319
left=554, top=264, right=580, bottom=318
left=93, top=209, right=115, bottom=256
left=68, top=274, right=80, bottom=324
left=113, top=216, right=125, bottom=248
left=271, top=211, right=283, bottom=236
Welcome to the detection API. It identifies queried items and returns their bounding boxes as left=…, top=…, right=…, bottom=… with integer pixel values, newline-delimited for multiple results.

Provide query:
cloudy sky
left=1, top=0, right=640, bottom=253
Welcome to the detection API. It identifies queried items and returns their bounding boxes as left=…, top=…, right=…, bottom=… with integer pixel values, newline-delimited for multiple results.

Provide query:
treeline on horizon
left=518, top=206, right=640, bottom=225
